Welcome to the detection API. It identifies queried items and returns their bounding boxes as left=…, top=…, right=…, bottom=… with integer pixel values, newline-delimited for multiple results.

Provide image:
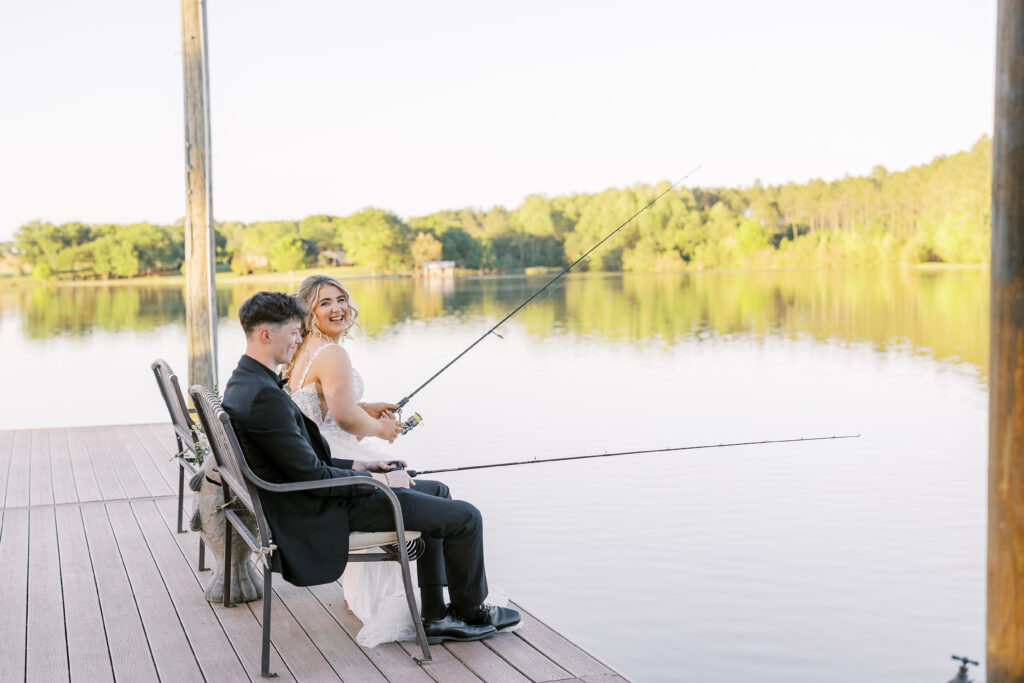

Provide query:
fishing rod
left=394, top=165, right=702, bottom=418
left=388, top=434, right=860, bottom=477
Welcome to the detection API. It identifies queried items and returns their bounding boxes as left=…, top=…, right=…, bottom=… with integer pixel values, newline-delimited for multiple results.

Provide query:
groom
left=221, top=290, right=519, bottom=643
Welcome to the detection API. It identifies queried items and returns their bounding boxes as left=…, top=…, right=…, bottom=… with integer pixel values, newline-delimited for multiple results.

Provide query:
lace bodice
left=290, top=342, right=365, bottom=451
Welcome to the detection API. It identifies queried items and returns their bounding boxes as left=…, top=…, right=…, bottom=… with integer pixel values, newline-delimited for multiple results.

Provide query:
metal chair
left=188, top=384, right=433, bottom=677
left=150, top=359, right=207, bottom=571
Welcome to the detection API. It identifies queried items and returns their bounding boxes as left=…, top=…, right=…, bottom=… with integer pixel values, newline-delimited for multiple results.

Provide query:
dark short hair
left=238, top=291, right=305, bottom=336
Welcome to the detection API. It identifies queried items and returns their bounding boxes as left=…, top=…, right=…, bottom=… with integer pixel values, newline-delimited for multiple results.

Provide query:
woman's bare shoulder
left=289, top=340, right=348, bottom=388
left=310, top=342, right=352, bottom=377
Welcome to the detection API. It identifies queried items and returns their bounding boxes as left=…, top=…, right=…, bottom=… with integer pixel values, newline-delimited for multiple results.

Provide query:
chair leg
left=223, top=522, right=234, bottom=608
left=176, top=462, right=186, bottom=533
left=397, top=544, right=432, bottom=662
left=261, top=565, right=277, bottom=677
left=198, top=538, right=208, bottom=571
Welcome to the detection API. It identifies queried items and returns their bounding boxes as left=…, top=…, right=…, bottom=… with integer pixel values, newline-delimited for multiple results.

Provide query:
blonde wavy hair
left=282, top=274, right=360, bottom=379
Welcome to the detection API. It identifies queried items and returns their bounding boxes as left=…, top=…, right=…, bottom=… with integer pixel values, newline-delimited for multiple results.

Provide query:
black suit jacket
left=222, top=354, right=375, bottom=586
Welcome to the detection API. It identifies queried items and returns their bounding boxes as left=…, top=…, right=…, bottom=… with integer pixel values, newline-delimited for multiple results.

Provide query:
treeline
left=10, top=136, right=992, bottom=280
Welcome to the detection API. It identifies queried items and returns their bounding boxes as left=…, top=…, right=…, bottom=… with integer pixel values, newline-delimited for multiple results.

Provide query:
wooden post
left=180, top=0, right=217, bottom=390
left=989, top=1, right=1024, bottom=680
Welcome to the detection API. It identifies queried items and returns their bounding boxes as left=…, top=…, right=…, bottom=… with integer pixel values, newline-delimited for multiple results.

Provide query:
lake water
left=0, top=269, right=989, bottom=681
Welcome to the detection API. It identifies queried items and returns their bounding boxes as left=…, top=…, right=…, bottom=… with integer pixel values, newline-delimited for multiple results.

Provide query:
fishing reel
left=399, top=411, right=422, bottom=435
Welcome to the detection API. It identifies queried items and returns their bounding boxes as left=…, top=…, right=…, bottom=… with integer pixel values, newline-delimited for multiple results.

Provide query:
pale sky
left=0, top=0, right=996, bottom=242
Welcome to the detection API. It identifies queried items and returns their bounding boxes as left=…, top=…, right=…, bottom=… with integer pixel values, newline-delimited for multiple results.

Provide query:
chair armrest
left=240, top=473, right=411, bottom=541
left=241, top=471, right=403, bottom=519
left=244, top=472, right=383, bottom=495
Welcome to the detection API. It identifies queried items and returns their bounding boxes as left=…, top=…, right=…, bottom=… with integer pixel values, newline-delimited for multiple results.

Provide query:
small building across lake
left=421, top=260, right=455, bottom=277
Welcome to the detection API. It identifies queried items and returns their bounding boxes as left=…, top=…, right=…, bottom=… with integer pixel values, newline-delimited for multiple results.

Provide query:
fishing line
left=396, top=165, right=702, bottom=411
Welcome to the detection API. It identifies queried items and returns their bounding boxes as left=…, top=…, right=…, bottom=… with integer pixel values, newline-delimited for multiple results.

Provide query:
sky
left=0, top=0, right=996, bottom=242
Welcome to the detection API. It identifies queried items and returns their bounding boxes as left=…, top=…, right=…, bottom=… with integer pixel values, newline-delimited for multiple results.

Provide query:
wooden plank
left=137, top=423, right=182, bottom=492
left=483, top=631, right=573, bottom=682
left=0, top=430, right=15, bottom=506
left=49, top=429, right=79, bottom=504
left=80, top=502, right=159, bottom=682
left=104, top=501, right=203, bottom=680
left=130, top=499, right=248, bottom=680
left=399, top=640, right=483, bottom=683
left=66, top=428, right=102, bottom=503
left=6, top=430, right=32, bottom=507
left=272, top=578, right=387, bottom=682
left=246, top=590, right=342, bottom=681
left=0, top=509, right=28, bottom=682
left=579, top=675, right=629, bottom=682
left=511, top=603, right=616, bottom=679
left=308, top=580, right=435, bottom=683
left=26, top=507, right=69, bottom=681
left=93, top=427, right=149, bottom=500
left=114, top=426, right=174, bottom=498
left=154, top=497, right=296, bottom=681
left=81, top=427, right=127, bottom=501
left=29, top=429, right=54, bottom=506
left=55, top=506, right=114, bottom=682
left=146, top=422, right=178, bottom=447
left=445, top=640, right=530, bottom=683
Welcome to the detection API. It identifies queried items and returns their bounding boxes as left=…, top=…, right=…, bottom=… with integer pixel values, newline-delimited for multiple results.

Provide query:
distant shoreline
left=0, top=262, right=989, bottom=289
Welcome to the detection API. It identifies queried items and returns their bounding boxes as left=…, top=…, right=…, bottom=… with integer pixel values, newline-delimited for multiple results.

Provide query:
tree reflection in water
left=3, top=268, right=988, bottom=378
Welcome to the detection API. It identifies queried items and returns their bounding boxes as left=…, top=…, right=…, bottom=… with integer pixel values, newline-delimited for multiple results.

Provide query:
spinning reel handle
left=386, top=461, right=419, bottom=478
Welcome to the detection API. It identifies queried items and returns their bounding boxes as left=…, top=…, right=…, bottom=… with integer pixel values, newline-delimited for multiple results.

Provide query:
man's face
left=264, top=319, right=303, bottom=366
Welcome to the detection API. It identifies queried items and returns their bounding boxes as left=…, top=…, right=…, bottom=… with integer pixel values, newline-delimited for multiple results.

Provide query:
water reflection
left=3, top=268, right=988, bottom=376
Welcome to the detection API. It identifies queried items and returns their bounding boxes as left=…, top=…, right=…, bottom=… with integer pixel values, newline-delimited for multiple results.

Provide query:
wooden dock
left=0, top=424, right=627, bottom=682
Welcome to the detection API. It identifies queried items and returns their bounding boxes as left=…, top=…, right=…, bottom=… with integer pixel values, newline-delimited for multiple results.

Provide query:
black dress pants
left=346, top=479, right=488, bottom=612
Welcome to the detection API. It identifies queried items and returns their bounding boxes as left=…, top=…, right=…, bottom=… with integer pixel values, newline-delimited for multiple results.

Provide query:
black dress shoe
left=422, top=605, right=496, bottom=644
left=461, top=603, right=521, bottom=631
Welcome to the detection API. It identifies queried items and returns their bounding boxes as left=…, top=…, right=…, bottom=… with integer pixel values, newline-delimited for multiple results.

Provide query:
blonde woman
left=284, top=275, right=518, bottom=646
left=284, top=275, right=403, bottom=454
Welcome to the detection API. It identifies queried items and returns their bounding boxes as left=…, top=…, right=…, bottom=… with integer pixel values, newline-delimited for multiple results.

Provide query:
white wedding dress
left=290, top=342, right=420, bottom=647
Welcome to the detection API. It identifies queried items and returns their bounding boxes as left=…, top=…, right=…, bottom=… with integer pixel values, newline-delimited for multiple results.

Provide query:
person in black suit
left=221, top=291, right=518, bottom=643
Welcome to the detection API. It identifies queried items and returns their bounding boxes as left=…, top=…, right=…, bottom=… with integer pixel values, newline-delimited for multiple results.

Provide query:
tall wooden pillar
left=989, top=1, right=1024, bottom=680
left=180, top=0, right=217, bottom=390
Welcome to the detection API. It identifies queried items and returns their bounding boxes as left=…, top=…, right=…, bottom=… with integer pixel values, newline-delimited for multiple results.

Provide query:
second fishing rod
left=384, top=434, right=861, bottom=477
left=393, top=165, right=702, bottom=433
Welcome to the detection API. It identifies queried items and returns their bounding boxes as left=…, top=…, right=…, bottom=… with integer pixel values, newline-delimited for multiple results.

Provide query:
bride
left=283, top=274, right=417, bottom=647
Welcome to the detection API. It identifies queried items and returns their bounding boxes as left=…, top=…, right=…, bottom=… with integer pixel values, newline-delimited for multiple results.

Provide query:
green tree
left=299, top=215, right=341, bottom=249
left=512, top=194, right=567, bottom=237
left=229, top=253, right=252, bottom=276
left=335, top=208, right=412, bottom=271
left=241, top=221, right=299, bottom=266
left=15, top=221, right=91, bottom=274
left=92, top=234, right=140, bottom=278
left=216, top=221, right=246, bottom=263
left=440, top=228, right=485, bottom=268
left=30, top=262, right=52, bottom=281
left=268, top=235, right=306, bottom=272
left=411, top=232, right=443, bottom=265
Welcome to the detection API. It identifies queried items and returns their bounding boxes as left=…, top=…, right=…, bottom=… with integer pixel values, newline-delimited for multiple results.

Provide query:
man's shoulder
left=223, top=357, right=283, bottom=419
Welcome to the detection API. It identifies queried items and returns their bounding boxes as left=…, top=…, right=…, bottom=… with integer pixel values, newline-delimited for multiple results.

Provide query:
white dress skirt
left=289, top=344, right=419, bottom=647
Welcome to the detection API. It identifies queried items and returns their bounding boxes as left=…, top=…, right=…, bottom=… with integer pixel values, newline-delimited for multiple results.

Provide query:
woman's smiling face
left=312, top=284, right=351, bottom=338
